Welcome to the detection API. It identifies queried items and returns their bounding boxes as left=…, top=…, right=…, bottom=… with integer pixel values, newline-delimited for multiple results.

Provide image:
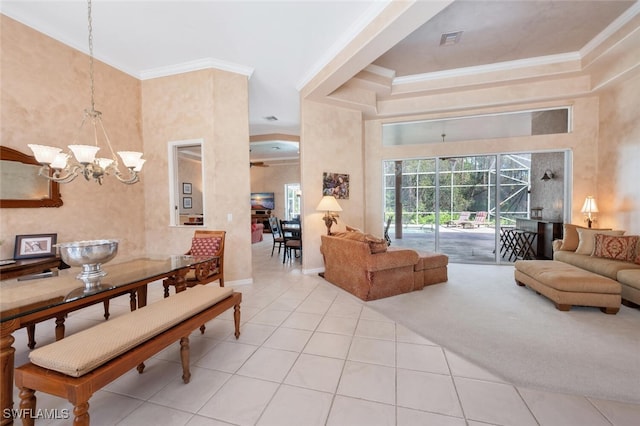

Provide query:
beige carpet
left=367, top=263, right=640, bottom=404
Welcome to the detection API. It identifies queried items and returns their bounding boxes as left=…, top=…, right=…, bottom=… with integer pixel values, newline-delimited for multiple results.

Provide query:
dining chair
left=163, top=230, right=225, bottom=297
left=279, top=219, right=302, bottom=263
left=268, top=217, right=285, bottom=257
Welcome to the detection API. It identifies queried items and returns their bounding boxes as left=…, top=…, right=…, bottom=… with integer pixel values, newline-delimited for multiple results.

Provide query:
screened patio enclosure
left=383, top=152, right=566, bottom=264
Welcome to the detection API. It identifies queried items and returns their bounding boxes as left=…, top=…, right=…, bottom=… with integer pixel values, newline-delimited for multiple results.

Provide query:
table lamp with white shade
left=316, top=195, right=343, bottom=235
left=581, top=196, right=599, bottom=228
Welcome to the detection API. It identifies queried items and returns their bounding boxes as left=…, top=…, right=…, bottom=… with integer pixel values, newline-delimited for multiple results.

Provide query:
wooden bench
left=14, top=285, right=241, bottom=425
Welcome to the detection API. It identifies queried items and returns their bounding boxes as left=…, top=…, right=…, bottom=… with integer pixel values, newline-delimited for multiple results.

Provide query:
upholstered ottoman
left=414, top=251, right=448, bottom=289
left=618, top=269, right=640, bottom=307
left=514, top=260, right=621, bottom=314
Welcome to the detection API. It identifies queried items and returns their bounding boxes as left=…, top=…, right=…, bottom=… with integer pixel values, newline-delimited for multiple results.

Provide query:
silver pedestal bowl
left=56, top=239, right=118, bottom=288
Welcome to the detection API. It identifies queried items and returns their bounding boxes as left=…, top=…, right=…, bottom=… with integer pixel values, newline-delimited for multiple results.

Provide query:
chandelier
left=28, top=0, right=144, bottom=185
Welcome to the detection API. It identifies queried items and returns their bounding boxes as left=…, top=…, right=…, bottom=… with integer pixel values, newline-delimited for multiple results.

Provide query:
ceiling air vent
left=440, top=31, right=463, bottom=46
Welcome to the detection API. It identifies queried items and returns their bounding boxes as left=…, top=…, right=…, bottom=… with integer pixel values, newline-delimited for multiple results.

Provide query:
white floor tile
left=303, top=331, right=352, bottom=359
left=397, top=342, right=449, bottom=374
left=589, top=397, right=640, bottom=426
left=117, top=401, right=193, bottom=426
left=149, top=367, right=231, bottom=413
left=354, top=318, right=396, bottom=340
left=347, top=336, right=396, bottom=366
left=397, top=368, right=463, bottom=417
left=327, top=395, right=396, bottom=426
left=284, top=353, right=345, bottom=393
left=316, top=315, right=358, bottom=335
left=280, top=311, right=323, bottom=330
left=519, top=388, right=612, bottom=426
left=197, top=375, right=278, bottom=425
left=397, top=407, right=467, bottom=426
left=195, top=340, right=258, bottom=373
left=236, top=346, right=299, bottom=382
left=256, top=384, right=332, bottom=426
left=262, top=326, right=312, bottom=352
left=454, top=377, right=537, bottom=426
left=337, top=361, right=396, bottom=405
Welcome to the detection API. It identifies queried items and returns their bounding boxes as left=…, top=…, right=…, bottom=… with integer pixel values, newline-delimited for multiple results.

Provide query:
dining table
left=0, top=254, right=216, bottom=425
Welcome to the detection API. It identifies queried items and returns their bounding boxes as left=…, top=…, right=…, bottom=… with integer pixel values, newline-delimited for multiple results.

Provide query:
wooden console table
left=515, top=219, right=563, bottom=259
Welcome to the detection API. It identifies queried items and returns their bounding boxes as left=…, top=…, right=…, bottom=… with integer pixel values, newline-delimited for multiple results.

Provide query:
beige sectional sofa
left=552, top=224, right=640, bottom=307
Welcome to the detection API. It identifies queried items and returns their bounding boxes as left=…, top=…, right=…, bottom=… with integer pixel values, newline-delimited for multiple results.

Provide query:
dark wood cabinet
left=0, top=257, right=62, bottom=281
left=515, top=219, right=563, bottom=259
left=251, top=211, right=271, bottom=233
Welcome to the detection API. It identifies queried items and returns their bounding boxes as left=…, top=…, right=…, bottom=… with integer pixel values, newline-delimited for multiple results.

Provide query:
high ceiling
left=2, top=0, right=638, bottom=163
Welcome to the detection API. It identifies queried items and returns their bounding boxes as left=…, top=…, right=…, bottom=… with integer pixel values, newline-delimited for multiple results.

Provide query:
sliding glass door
left=384, top=152, right=562, bottom=264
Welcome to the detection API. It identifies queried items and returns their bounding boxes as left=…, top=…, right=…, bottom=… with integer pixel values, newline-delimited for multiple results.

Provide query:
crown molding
left=139, top=58, right=254, bottom=81
left=580, top=1, right=640, bottom=57
left=393, top=52, right=581, bottom=86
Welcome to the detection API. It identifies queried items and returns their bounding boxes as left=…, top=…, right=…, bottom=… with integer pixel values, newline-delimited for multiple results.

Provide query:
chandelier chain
left=87, top=0, right=95, bottom=113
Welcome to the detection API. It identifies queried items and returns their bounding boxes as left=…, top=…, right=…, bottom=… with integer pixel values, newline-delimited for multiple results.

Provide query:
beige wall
left=300, top=100, right=364, bottom=271
left=598, top=72, right=640, bottom=234
left=0, top=16, right=145, bottom=260
left=141, top=69, right=252, bottom=283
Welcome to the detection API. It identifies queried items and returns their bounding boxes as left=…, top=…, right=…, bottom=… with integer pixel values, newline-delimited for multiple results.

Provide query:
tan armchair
left=163, top=230, right=225, bottom=297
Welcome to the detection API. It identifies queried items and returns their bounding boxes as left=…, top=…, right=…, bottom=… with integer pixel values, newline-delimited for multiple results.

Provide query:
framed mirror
left=0, top=146, right=63, bottom=208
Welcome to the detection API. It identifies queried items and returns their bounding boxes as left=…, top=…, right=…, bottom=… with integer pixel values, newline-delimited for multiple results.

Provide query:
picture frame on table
left=182, top=182, right=192, bottom=194
left=183, top=197, right=192, bottom=209
left=14, top=233, right=57, bottom=259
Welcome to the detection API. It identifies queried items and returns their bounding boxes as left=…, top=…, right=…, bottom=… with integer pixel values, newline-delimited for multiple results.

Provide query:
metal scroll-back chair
left=268, top=216, right=285, bottom=257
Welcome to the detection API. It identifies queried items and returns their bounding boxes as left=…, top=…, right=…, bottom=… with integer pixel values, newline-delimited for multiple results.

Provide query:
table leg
left=1, top=319, right=18, bottom=426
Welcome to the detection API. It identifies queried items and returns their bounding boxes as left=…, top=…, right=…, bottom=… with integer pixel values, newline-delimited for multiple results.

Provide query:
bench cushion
left=29, top=285, right=233, bottom=377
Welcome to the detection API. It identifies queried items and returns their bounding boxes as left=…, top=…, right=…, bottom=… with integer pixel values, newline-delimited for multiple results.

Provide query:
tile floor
left=9, top=239, right=640, bottom=425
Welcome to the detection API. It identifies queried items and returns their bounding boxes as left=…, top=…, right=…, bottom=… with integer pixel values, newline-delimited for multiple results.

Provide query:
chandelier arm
left=37, top=165, right=80, bottom=184
left=114, top=169, right=139, bottom=185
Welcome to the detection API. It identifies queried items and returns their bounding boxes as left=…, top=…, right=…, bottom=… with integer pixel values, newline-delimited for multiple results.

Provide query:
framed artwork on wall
left=182, top=182, right=192, bottom=194
left=322, top=172, right=349, bottom=199
left=14, top=233, right=57, bottom=259
left=183, top=197, right=192, bottom=209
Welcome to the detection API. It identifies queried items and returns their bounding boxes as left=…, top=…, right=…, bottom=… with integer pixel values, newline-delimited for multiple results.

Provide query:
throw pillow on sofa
left=559, top=224, right=611, bottom=251
left=593, top=234, right=639, bottom=261
left=575, top=228, right=625, bottom=255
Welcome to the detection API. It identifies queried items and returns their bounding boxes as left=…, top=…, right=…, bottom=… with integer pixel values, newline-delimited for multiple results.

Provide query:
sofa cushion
left=559, top=224, right=586, bottom=251
left=575, top=229, right=624, bottom=255
left=593, top=234, right=638, bottom=262
left=617, top=269, right=640, bottom=291
left=554, top=250, right=640, bottom=280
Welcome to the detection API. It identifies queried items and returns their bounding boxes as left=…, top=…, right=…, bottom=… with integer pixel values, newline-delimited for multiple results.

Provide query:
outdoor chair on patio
left=467, top=211, right=488, bottom=227
left=448, top=211, right=471, bottom=227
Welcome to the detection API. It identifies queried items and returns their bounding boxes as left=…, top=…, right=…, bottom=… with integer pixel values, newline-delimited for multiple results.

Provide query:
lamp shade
left=316, top=195, right=343, bottom=212
left=580, top=196, right=599, bottom=214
